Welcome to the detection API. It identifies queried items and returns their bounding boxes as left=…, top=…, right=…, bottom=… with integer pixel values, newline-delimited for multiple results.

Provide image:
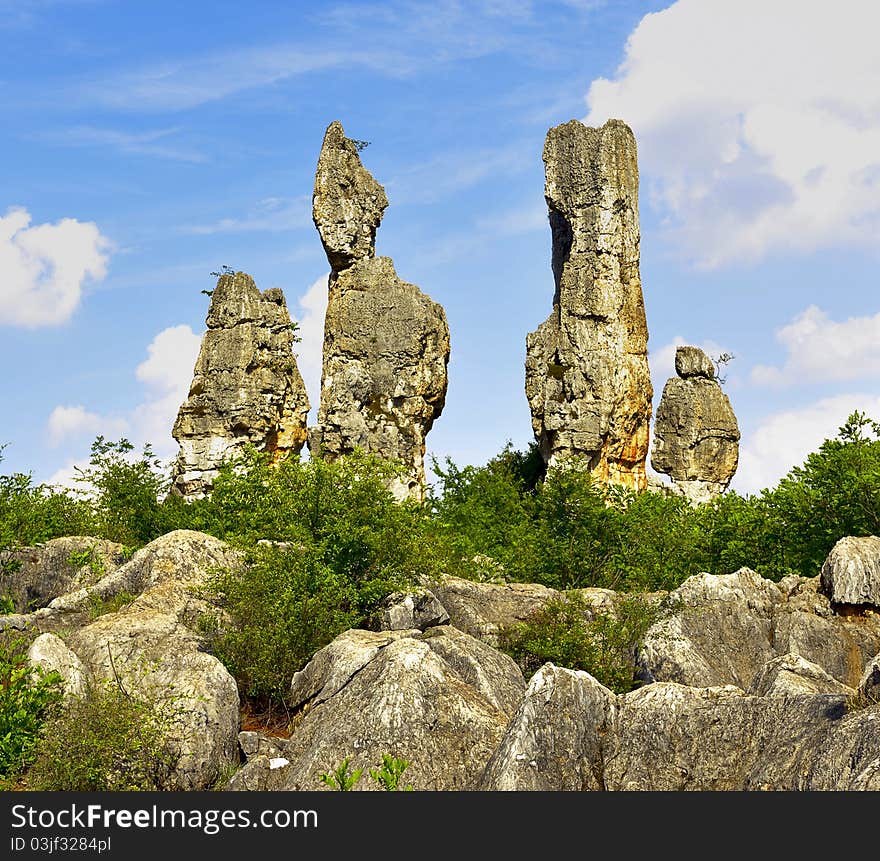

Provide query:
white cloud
left=752, top=305, right=880, bottom=386
left=47, top=405, right=127, bottom=447
left=47, top=324, right=202, bottom=461
left=585, top=0, right=880, bottom=267
left=291, top=275, right=329, bottom=414
left=35, top=126, right=205, bottom=163
left=0, top=207, right=110, bottom=327
left=733, top=393, right=880, bottom=495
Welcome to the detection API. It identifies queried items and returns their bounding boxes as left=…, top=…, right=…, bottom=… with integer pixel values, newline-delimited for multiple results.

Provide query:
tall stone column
left=525, top=119, right=652, bottom=491
left=170, top=271, right=310, bottom=500
left=309, top=121, right=450, bottom=502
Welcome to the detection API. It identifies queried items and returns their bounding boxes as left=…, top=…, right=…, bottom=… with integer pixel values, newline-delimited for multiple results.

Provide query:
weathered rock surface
left=3, top=531, right=243, bottom=790
left=479, top=664, right=616, bottom=791
left=525, top=118, right=652, bottom=491
left=378, top=589, right=450, bottom=631
left=312, top=120, right=388, bottom=271
left=650, top=345, right=740, bottom=504
left=820, top=535, right=880, bottom=608
left=309, top=122, right=449, bottom=502
left=27, top=632, right=88, bottom=699
left=748, top=653, right=855, bottom=698
left=858, top=654, right=880, bottom=705
left=170, top=271, right=310, bottom=501
left=604, top=682, right=880, bottom=791
left=639, top=568, right=880, bottom=690
left=238, top=626, right=522, bottom=791
left=2, top=538, right=125, bottom=613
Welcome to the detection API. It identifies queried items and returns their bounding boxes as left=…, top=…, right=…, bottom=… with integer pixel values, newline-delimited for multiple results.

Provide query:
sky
left=1, top=0, right=879, bottom=496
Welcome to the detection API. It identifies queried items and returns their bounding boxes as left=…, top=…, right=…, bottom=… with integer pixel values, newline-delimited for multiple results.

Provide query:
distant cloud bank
left=586, top=0, right=880, bottom=267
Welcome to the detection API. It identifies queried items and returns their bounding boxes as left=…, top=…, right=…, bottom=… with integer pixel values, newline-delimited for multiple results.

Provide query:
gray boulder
left=378, top=589, right=449, bottom=631
left=748, top=653, right=855, bottom=698
left=2, top=538, right=125, bottom=613
left=271, top=627, right=523, bottom=790
left=858, top=654, right=880, bottom=706
left=479, top=664, right=616, bottom=791
left=640, top=567, right=880, bottom=690
left=820, top=535, right=880, bottom=607
left=27, top=632, right=88, bottom=699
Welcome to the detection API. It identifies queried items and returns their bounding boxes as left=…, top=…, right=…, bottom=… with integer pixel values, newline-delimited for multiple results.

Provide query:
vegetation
left=498, top=592, right=665, bottom=694
left=0, top=637, right=62, bottom=787
left=26, top=675, right=181, bottom=791
left=320, top=754, right=412, bottom=791
left=0, top=410, right=877, bottom=763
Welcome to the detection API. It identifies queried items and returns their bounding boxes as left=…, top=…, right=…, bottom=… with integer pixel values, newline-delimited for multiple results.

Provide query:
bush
left=26, top=677, right=181, bottom=791
left=0, top=636, right=62, bottom=786
left=199, top=449, right=447, bottom=712
left=499, top=592, right=665, bottom=694
left=72, top=436, right=181, bottom=548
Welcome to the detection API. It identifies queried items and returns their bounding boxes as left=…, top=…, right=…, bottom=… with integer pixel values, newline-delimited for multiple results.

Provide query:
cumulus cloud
left=0, top=207, right=111, bottom=326
left=48, top=324, right=202, bottom=461
left=47, top=405, right=127, bottom=447
left=291, top=275, right=329, bottom=415
left=752, top=305, right=880, bottom=386
left=585, top=0, right=880, bottom=267
left=733, top=393, right=880, bottom=495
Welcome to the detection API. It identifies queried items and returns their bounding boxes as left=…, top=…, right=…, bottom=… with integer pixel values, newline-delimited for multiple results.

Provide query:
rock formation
left=525, top=118, right=652, bottom=491
left=820, top=535, right=880, bottom=608
left=170, top=271, right=310, bottom=501
left=309, top=120, right=449, bottom=502
left=650, top=345, right=740, bottom=503
left=12, top=531, right=244, bottom=790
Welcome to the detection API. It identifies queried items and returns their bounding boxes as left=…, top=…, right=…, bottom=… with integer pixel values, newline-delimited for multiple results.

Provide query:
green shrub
left=499, top=592, right=665, bottom=694
left=370, top=754, right=412, bottom=791
left=26, top=677, right=181, bottom=791
left=319, top=757, right=362, bottom=791
left=0, top=636, right=62, bottom=786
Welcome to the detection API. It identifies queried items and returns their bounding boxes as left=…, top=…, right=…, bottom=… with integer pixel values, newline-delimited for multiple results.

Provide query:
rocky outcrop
left=2, top=538, right=125, bottom=613
left=650, top=345, right=740, bottom=504
left=525, top=118, right=652, bottom=491
left=820, top=535, right=880, bottom=608
left=481, top=670, right=880, bottom=790
left=378, top=589, right=450, bottom=631
left=747, top=653, right=855, bottom=698
left=479, top=664, right=616, bottom=791
left=170, top=271, right=310, bottom=501
left=3, top=531, right=243, bottom=790
left=309, top=121, right=449, bottom=502
left=639, top=568, right=880, bottom=690
left=229, top=626, right=523, bottom=791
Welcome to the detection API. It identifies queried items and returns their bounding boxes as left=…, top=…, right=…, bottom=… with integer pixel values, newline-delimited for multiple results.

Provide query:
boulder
left=479, top=664, right=617, bottom=791
left=651, top=345, right=740, bottom=504
left=7, top=531, right=244, bottom=791
left=639, top=568, right=880, bottom=690
left=820, top=535, right=880, bottom=608
left=2, top=538, right=125, bottom=613
left=309, top=122, right=450, bottom=502
left=273, top=627, right=521, bottom=790
left=378, top=588, right=449, bottom=631
left=748, top=653, right=855, bottom=698
left=170, top=271, right=310, bottom=500
left=858, top=654, right=880, bottom=705
left=525, top=118, right=652, bottom=491
left=27, top=632, right=88, bottom=699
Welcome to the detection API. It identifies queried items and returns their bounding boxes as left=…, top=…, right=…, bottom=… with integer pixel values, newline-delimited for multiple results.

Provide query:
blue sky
left=2, top=0, right=879, bottom=495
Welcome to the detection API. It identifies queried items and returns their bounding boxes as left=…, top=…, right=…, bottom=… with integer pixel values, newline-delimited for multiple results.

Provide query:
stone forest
left=1, top=118, right=879, bottom=792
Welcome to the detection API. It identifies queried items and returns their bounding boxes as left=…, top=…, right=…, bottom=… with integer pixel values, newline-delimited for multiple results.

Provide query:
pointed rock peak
left=675, top=345, right=715, bottom=380
left=313, top=119, right=389, bottom=273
